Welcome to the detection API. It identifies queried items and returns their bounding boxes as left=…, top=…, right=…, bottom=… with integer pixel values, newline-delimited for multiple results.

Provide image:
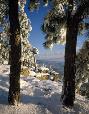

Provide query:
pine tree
left=0, top=0, right=35, bottom=68
left=0, top=0, right=38, bottom=105
left=76, top=39, right=89, bottom=92
left=0, top=0, right=9, bottom=64
left=8, top=0, right=21, bottom=105
left=29, top=0, right=89, bottom=107
left=0, top=32, right=9, bottom=64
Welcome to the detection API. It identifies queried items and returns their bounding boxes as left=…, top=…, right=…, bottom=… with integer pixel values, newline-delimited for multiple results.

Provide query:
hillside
left=0, top=65, right=89, bottom=114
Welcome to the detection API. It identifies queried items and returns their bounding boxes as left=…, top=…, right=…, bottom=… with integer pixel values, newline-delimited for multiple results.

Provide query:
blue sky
left=25, top=3, right=86, bottom=61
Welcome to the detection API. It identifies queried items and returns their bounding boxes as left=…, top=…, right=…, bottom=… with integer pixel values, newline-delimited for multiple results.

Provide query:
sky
left=25, top=2, right=86, bottom=61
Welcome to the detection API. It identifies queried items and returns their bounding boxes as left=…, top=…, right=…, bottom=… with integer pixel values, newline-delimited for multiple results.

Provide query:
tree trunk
left=8, top=0, right=21, bottom=105
left=61, top=0, right=89, bottom=108
left=61, top=14, right=79, bottom=107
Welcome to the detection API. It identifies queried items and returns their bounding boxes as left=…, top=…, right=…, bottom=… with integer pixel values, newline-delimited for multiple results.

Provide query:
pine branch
left=74, top=0, right=89, bottom=22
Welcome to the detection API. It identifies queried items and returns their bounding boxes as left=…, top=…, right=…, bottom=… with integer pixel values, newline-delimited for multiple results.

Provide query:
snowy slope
left=0, top=65, right=89, bottom=114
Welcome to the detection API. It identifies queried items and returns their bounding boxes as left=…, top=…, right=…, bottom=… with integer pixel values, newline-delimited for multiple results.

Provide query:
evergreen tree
left=19, top=0, right=35, bottom=68
left=0, top=0, right=38, bottom=105
left=29, top=0, right=89, bottom=107
left=8, top=0, right=21, bottom=105
left=0, top=0, right=35, bottom=68
left=0, top=0, right=10, bottom=64
left=42, top=0, right=89, bottom=107
left=0, top=32, right=9, bottom=64
left=76, top=39, right=89, bottom=92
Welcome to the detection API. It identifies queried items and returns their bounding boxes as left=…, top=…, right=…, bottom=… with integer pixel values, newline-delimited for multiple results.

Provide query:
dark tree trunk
left=8, top=0, right=21, bottom=105
left=61, top=0, right=89, bottom=107
left=61, top=13, right=79, bottom=107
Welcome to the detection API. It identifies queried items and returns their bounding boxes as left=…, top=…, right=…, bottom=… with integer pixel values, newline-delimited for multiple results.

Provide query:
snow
left=39, top=66, right=49, bottom=71
left=0, top=65, right=89, bottom=114
left=29, top=71, right=36, bottom=77
left=36, top=73, right=49, bottom=77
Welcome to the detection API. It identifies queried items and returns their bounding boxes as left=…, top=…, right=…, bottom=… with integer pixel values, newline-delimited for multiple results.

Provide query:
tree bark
left=61, top=0, right=89, bottom=107
left=8, top=0, right=21, bottom=105
left=61, top=13, right=79, bottom=107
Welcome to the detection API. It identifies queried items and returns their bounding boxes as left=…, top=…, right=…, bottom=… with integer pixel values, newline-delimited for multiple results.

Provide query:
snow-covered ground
left=0, top=65, right=89, bottom=114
